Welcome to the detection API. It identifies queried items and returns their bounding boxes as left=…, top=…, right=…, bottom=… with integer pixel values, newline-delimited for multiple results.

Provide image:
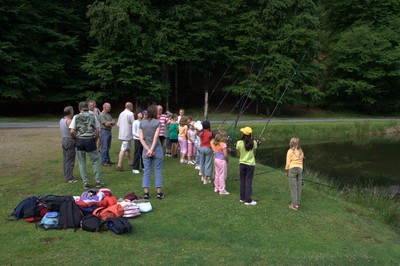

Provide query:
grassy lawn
left=1, top=125, right=399, bottom=265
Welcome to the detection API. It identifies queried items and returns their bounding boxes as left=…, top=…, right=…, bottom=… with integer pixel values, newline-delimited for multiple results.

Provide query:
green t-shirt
left=169, top=123, right=178, bottom=140
left=236, top=140, right=257, bottom=166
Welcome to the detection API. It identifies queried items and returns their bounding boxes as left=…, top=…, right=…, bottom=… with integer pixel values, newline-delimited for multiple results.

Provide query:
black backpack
left=39, top=195, right=70, bottom=212
left=106, top=217, right=132, bottom=234
left=11, top=196, right=39, bottom=219
left=59, top=197, right=82, bottom=229
left=81, top=214, right=104, bottom=232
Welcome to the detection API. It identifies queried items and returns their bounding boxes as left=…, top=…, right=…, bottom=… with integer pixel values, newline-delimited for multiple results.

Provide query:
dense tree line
left=0, top=0, right=399, bottom=114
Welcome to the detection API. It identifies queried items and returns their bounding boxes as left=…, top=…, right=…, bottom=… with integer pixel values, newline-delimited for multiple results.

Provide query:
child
left=187, top=121, right=197, bottom=164
left=236, top=127, right=257, bottom=205
left=169, top=114, right=179, bottom=158
left=199, top=120, right=213, bottom=184
left=132, top=111, right=144, bottom=174
left=164, top=111, right=173, bottom=157
left=285, top=137, right=304, bottom=211
left=211, top=130, right=229, bottom=195
left=193, top=121, right=203, bottom=172
left=178, top=116, right=189, bottom=164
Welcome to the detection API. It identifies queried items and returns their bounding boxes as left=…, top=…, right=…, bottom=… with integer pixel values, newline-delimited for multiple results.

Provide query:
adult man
left=116, top=102, right=134, bottom=171
left=59, top=106, right=77, bottom=183
left=70, top=101, right=106, bottom=190
left=88, top=100, right=101, bottom=151
left=98, top=102, right=114, bottom=166
left=157, top=105, right=167, bottom=149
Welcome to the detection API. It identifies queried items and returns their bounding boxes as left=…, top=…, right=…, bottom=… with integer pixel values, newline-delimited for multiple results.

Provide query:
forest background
left=1, top=0, right=399, bottom=115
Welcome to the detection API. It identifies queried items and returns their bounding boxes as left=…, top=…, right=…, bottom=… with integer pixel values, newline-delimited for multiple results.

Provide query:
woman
left=139, top=105, right=165, bottom=199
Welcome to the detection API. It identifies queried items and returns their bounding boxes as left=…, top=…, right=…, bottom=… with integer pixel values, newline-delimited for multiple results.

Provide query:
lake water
left=257, top=137, right=400, bottom=187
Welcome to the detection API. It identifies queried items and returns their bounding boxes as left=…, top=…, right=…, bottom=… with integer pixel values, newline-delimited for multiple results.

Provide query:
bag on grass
left=81, top=214, right=104, bottom=232
left=93, top=204, right=124, bottom=221
left=39, top=195, right=70, bottom=212
left=134, top=201, right=152, bottom=213
left=59, top=197, right=83, bottom=229
left=11, top=196, right=38, bottom=219
left=123, top=204, right=141, bottom=218
left=39, top=212, right=59, bottom=230
left=106, top=217, right=132, bottom=234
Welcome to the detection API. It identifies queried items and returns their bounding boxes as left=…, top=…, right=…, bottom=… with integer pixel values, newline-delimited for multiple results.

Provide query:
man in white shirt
left=116, top=102, right=134, bottom=171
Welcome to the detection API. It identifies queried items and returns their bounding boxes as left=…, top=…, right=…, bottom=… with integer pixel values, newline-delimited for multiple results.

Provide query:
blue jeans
left=100, top=129, right=112, bottom=164
left=142, top=145, right=164, bottom=188
left=199, top=146, right=213, bottom=177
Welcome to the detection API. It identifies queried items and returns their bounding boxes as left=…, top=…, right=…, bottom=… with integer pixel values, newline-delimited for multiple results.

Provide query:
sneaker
left=143, top=193, right=150, bottom=200
left=67, top=178, right=78, bottom=183
left=239, top=200, right=245, bottom=203
left=188, top=160, right=195, bottom=165
left=96, top=181, right=106, bottom=188
left=157, top=193, right=165, bottom=199
left=83, top=182, right=90, bottom=190
left=244, top=201, right=257, bottom=206
left=199, top=171, right=202, bottom=176
left=219, top=191, right=230, bottom=195
left=195, top=165, right=200, bottom=170
left=132, top=169, right=140, bottom=174
left=214, top=188, right=219, bottom=193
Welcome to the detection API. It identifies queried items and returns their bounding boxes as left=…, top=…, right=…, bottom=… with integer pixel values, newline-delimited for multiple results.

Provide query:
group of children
left=132, top=107, right=305, bottom=209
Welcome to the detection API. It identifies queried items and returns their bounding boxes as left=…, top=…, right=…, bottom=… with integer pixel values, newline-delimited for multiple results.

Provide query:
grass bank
left=0, top=124, right=400, bottom=265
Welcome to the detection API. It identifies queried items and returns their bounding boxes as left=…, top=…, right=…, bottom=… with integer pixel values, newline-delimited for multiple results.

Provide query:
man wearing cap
left=116, top=102, right=134, bottom=171
left=70, top=101, right=105, bottom=190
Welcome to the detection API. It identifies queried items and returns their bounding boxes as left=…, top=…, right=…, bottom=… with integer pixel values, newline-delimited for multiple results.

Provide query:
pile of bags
left=9, top=189, right=152, bottom=235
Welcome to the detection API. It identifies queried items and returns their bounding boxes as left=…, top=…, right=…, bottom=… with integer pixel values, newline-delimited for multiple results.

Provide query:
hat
left=79, top=101, right=89, bottom=111
left=194, top=121, right=203, bottom=131
left=142, top=110, right=147, bottom=115
left=240, top=127, right=252, bottom=135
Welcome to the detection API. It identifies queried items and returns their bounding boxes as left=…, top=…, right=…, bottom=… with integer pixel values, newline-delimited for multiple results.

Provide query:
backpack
left=81, top=214, right=104, bottom=232
left=106, top=217, right=132, bottom=234
left=59, top=197, right=83, bottom=229
left=93, top=204, right=124, bottom=221
left=123, top=204, right=141, bottom=218
left=39, top=195, right=70, bottom=212
left=39, top=212, right=60, bottom=230
left=11, top=196, right=39, bottom=219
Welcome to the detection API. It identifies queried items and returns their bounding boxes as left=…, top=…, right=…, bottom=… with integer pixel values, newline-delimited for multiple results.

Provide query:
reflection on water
left=257, top=137, right=400, bottom=187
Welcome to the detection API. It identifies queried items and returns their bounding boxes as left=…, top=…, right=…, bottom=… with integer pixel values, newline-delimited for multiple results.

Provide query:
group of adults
left=59, top=100, right=168, bottom=199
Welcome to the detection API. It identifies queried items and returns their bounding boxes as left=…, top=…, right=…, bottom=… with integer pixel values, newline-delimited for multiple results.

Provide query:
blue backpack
left=11, top=196, right=39, bottom=219
left=39, top=212, right=60, bottom=230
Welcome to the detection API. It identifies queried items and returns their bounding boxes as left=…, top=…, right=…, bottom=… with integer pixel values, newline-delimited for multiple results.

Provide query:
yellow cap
left=240, top=127, right=252, bottom=135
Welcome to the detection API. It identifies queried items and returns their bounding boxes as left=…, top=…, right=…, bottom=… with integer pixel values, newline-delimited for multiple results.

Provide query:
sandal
left=288, top=204, right=298, bottom=211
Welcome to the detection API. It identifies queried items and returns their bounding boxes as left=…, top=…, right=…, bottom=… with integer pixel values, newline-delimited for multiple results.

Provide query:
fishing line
left=258, top=44, right=312, bottom=139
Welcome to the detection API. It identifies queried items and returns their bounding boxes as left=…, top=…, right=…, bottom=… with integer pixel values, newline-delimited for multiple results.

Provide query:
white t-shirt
left=117, top=109, right=134, bottom=141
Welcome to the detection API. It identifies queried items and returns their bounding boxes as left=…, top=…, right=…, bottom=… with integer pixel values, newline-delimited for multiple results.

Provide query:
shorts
left=120, top=140, right=132, bottom=151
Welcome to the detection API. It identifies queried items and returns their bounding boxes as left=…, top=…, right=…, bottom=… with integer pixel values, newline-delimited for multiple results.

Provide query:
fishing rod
left=258, top=44, right=312, bottom=140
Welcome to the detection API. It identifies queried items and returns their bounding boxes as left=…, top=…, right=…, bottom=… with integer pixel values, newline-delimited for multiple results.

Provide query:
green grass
left=1, top=125, right=400, bottom=265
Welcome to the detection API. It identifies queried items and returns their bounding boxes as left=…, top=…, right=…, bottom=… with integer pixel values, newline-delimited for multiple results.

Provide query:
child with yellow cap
left=236, top=127, right=257, bottom=205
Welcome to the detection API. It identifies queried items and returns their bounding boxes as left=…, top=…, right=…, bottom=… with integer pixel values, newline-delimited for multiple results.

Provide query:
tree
left=321, top=0, right=400, bottom=113
left=225, top=0, right=323, bottom=114
left=0, top=0, right=89, bottom=101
